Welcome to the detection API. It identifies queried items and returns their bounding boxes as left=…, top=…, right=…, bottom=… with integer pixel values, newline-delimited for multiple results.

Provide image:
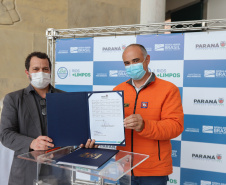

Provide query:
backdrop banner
left=55, top=31, right=226, bottom=185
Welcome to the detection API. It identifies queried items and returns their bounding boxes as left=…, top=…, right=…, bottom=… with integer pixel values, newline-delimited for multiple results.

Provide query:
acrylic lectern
left=18, top=146, right=149, bottom=185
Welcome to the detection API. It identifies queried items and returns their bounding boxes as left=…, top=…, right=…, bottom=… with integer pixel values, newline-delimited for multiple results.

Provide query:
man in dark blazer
left=0, top=52, right=96, bottom=185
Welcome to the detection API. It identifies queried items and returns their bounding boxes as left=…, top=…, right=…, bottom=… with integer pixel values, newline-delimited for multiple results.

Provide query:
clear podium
left=18, top=146, right=149, bottom=185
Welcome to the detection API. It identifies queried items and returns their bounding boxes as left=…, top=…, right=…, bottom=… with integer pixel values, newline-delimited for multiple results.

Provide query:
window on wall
left=171, top=1, right=204, bottom=29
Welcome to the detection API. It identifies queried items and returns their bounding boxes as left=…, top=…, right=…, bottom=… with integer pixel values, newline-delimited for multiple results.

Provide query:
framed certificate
left=46, top=91, right=125, bottom=147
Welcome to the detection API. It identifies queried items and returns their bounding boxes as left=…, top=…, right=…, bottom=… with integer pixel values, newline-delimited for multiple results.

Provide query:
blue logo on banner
left=57, top=67, right=68, bottom=79
left=182, top=115, right=226, bottom=144
left=181, top=168, right=226, bottom=185
left=93, top=61, right=129, bottom=85
left=184, top=60, right=226, bottom=87
left=55, top=38, right=93, bottom=61
left=136, top=33, right=184, bottom=60
left=171, top=140, right=181, bottom=167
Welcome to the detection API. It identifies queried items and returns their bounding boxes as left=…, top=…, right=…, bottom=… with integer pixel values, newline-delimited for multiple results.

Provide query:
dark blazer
left=0, top=85, right=63, bottom=185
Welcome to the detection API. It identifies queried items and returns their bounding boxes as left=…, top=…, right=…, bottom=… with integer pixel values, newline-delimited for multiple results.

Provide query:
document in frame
left=88, top=91, right=125, bottom=145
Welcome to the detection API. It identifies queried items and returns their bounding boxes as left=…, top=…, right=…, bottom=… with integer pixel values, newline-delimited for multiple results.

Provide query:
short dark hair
left=25, top=52, right=51, bottom=71
left=124, top=44, right=148, bottom=58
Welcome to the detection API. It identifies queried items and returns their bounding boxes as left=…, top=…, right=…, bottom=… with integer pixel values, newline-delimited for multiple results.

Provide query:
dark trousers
left=120, top=175, right=169, bottom=185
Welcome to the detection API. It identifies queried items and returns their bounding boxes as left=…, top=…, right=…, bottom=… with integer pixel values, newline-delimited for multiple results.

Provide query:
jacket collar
left=126, top=72, right=156, bottom=89
left=24, top=84, right=55, bottom=95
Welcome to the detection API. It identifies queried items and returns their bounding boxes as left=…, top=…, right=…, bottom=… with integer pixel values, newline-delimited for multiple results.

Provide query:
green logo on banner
left=169, top=179, right=177, bottom=184
left=72, top=73, right=91, bottom=77
left=157, top=73, right=180, bottom=78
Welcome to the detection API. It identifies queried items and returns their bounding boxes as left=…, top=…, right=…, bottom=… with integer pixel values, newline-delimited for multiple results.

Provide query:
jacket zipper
left=131, top=89, right=140, bottom=176
left=158, top=140, right=161, bottom=160
left=130, top=85, right=161, bottom=176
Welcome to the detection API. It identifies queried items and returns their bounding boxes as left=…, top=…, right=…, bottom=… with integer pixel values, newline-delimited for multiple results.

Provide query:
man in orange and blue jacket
left=114, top=44, right=184, bottom=185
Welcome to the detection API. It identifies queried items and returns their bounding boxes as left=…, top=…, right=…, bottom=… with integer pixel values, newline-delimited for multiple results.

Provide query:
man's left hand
left=80, top=139, right=99, bottom=148
left=124, top=114, right=144, bottom=132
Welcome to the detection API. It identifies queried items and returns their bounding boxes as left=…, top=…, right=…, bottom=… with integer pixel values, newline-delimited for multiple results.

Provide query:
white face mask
left=30, top=72, right=51, bottom=89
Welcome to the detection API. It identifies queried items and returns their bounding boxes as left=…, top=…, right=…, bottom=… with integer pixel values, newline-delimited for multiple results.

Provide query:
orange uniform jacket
left=113, top=73, right=184, bottom=176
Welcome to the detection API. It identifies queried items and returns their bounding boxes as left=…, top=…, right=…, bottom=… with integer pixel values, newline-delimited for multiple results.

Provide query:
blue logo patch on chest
left=141, top=102, right=148, bottom=108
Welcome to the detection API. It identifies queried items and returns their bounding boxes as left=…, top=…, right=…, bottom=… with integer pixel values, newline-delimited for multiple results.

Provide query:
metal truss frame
left=46, top=18, right=226, bottom=84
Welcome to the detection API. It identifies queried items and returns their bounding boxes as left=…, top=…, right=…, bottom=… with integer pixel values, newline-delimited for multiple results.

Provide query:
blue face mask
left=125, top=59, right=146, bottom=80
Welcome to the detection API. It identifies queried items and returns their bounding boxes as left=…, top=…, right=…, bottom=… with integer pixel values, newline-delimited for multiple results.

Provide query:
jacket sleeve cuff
left=21, top=137, right=34, bottom=153
left=137, top=119, right=147, bottom=135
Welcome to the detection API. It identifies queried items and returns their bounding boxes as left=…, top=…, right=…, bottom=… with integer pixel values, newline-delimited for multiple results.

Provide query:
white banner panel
left=183, top=87, right=226, bottom=116
left=55, top=62, right=93, bottom=85
left=168, top=167, right=180, bottom=185
left=0, top=143, right=14, bottom=185
left=181, top=141, right=226, bottom=173
left=93, top=36, right=136, bottom=61
left=172, top=134, right=182, bottom=141
left=149, top=60, right=184, bottom=87
left=184, top=31, right=226, bottom=60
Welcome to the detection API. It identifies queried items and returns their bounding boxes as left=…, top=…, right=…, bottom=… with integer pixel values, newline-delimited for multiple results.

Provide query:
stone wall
left=68, top=0, right=140, bottom=28
left=0, top=0, right=140, bottom=99
left=0, top=0, right=68, bottom=99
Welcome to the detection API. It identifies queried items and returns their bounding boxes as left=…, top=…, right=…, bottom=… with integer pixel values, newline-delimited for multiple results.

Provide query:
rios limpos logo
left=157, top=73, right=180, bottom=78
left=57, top=67, right=68, bottom=79
left=72, top=69, right=91, bottom=77
left=169, top=179, right=177, bottom=184
left=72, top=73, right=91, bottom=77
